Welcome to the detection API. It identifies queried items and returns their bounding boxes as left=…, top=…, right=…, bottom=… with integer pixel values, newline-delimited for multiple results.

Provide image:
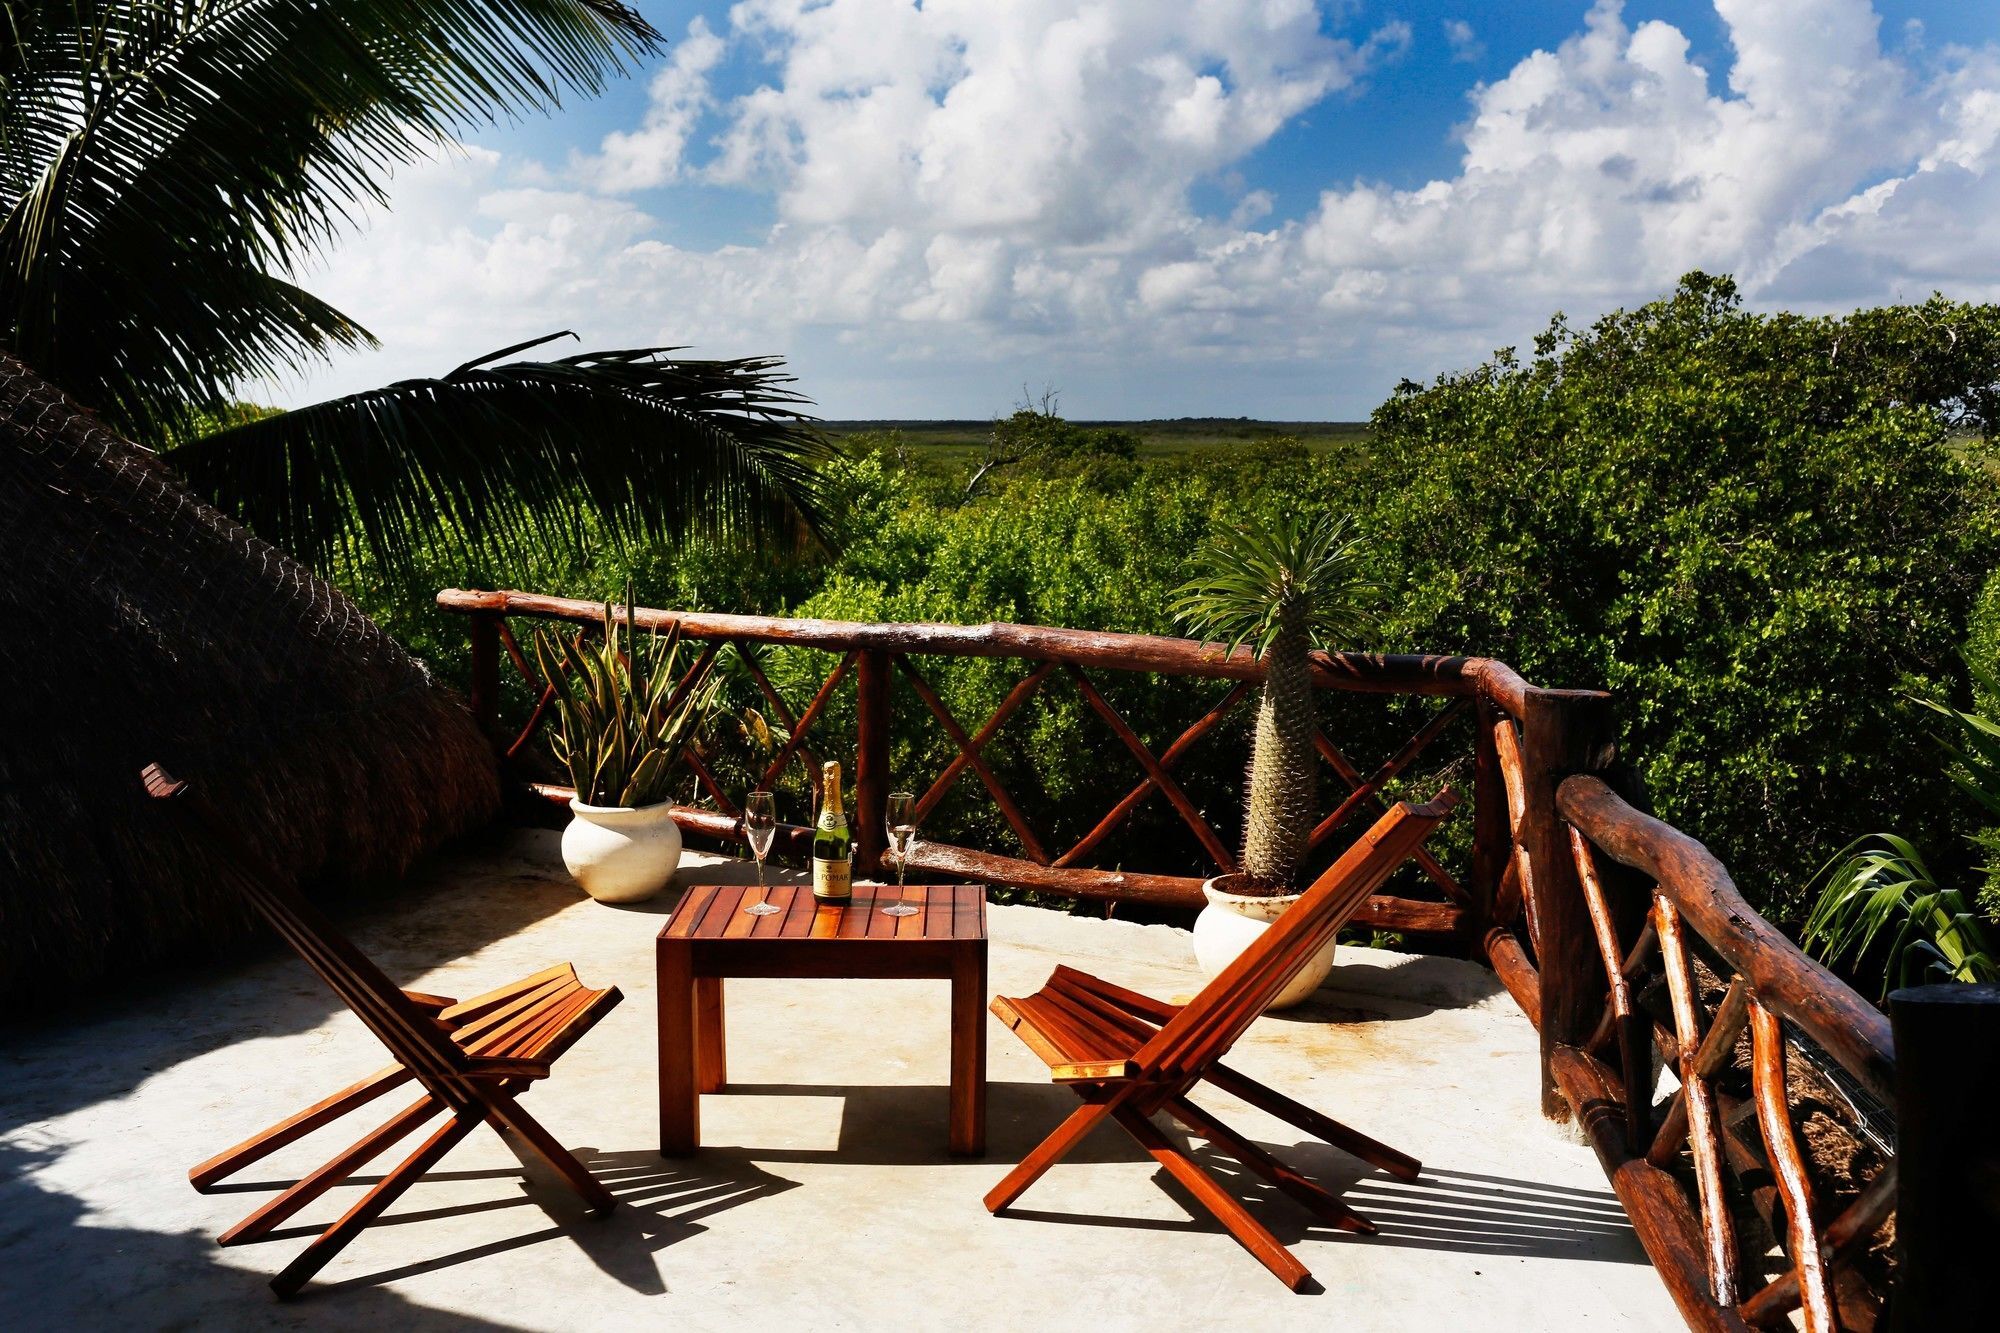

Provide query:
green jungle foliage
left=1800, top=689, right=2000, bottom=997
left=1367, top=273, right=2000, bottom=921
left=349, top=275, right=2000, bottom=928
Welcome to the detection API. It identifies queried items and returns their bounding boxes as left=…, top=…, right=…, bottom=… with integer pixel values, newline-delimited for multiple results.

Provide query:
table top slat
left=777, top=884, right=814, bottom=935
left=873, top=895, right=902, bottom=937
left=662, top=882, right=987, bottom=943
left=895, top=887, right=927, bottom=939
left=695, top=883, right=744, bottom=937
left=924, top=887, right=953, bottom=939
left=722, top=884, right=764, bottom=937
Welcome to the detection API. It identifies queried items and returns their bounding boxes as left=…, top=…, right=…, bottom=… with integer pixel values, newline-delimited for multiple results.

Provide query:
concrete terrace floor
left=0, top=832, right=1684, bottom=1332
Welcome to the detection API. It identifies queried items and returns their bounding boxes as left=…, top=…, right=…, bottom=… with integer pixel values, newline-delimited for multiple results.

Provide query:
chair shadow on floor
left=218, top=1149, right=797, bottom=1299
left=205, top=1082, right=1639, bottom=1301
left=1001, top=1123, right=1646, bottom=1271
left=701, top=1080, right=1642, bottom=1273
left=1335, top=1164, right=1643, bottom=1259
left=210, top=1079, right=1107, bottom=1299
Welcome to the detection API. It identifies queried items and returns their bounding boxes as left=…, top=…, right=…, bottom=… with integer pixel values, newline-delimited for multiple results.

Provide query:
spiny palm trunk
left=1241, top=597, right=1316, bottom=891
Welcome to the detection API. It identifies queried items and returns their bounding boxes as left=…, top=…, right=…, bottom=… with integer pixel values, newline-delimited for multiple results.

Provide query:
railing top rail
left=438, top=587, right=1534, bottom=709
left=1558, top=772, right=1894, bottom=1103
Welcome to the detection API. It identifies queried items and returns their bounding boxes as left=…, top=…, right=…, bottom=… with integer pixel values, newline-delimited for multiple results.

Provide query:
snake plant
left=535, top=592, right=719, bottom=809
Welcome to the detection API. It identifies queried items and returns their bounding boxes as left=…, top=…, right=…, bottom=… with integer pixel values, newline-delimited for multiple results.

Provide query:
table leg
left=950, top=941, right=988, bottom=1155
left=697, top=976, right=727, bottom=1093
left=658, top=940, right=700, bottom=1155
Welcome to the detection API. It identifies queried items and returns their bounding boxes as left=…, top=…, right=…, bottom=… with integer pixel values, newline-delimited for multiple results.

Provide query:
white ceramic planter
left=561, top=798, right=683, bottom=904
left=1191, top=873, right=1335, bottom=1011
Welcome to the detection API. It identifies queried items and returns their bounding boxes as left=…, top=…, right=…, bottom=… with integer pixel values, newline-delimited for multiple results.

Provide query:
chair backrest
left=141, top=763, right=473, bottom=1098
left=1135, top=791, right=1458, bottom=1080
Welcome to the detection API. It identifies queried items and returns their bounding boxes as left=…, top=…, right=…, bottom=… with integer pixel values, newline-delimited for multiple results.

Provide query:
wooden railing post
left=468, top=611, right=501, bottom=743
left=854, top=649, right=891, bottom=877
left=1890, top=981, right=2000, bottom=1331
left=1468, top=694, right=1507, bottom=943
left=1518, top=686, right=1615, bottom=1119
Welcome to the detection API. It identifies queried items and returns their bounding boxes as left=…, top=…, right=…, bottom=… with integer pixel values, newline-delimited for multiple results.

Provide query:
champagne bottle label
left=813, top=855, right=851, bottom=900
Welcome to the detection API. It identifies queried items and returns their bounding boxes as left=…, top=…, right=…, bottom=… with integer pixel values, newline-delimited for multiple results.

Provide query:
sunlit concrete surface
left=1, top=832, right=1683, bottom=1331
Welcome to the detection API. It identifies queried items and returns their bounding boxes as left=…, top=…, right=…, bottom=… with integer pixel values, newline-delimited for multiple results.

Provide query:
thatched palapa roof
left=0, top=352, right=500, bottom=1007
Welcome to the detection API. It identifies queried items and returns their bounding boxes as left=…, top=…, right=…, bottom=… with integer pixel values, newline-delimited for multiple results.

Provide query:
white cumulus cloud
left=1443, top=19, right=1483, bottom=64
left=579, top=17, right=726, bottom=191
left=278, top=0, right=2000, bottom=418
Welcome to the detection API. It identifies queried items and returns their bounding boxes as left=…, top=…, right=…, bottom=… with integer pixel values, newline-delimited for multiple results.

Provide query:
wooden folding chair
left=987, top=791, right=1458, bottom=1291
left=142, top=763, right=623, bottom=1297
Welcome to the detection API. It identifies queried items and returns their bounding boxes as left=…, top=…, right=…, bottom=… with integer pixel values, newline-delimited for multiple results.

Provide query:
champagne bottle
left=812, top=760, right=852, bottom=902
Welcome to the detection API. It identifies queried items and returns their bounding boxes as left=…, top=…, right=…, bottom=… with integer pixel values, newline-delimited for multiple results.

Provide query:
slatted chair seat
left=990, top=966, right=1168, bottom=1082
left=143, top=764, right=623, bottom=1298
left=986, top=792, right=1458, bottom=1292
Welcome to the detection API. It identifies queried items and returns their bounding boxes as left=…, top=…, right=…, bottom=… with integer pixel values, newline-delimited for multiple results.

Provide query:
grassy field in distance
left=820, top=417, right=1369, bottom=461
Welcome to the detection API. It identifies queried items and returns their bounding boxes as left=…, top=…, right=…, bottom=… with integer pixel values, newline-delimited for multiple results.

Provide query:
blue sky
left=447, top=4, right=1745, bottom=257
left=288, top=1, right=2000, bottom=419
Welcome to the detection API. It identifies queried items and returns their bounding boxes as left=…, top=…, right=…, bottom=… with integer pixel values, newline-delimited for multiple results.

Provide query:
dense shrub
left=770, top=447, right=1372, bottom=869
left=346, top=439, right=1394, bottom=881
left=1967, top=569, right=2000, bottom=719
left=992, top=408, right=1138, bottom=459
left=1364, top=274, right=2000, bottom=919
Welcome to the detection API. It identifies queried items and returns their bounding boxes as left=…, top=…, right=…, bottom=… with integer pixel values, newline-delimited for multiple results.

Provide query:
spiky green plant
left=1171, top=513, right=1379, bottom=893
left=535, top=592, right=719, bottom=809
left=1923, top=671, right=2000, bottom=877
left=1802, top=835, right=1997, bottom=999
left=1802, top=685, right=2000, bottom=998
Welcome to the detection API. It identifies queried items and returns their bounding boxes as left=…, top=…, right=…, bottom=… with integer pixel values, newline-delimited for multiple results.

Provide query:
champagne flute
left=881, top=790, right=919, bottom=917
left=742, top=791, right=781, bottom=916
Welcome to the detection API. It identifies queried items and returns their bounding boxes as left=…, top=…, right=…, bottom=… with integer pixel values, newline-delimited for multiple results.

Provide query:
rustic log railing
left=1545, top=776, right=1898, bottom=1332
left=439, top=587, right=1537, bottom=936
left=437, top=587, right=1909, bottom=1329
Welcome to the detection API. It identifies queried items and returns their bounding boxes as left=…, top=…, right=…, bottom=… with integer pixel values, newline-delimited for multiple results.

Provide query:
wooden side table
left=657, top=882, right=988, bottom=1156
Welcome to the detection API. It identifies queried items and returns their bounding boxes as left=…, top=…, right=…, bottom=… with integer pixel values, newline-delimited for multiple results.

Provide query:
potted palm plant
left=1172, top=513, right=1378, bottom=1007
left=536, top=592, right=720, bottom=904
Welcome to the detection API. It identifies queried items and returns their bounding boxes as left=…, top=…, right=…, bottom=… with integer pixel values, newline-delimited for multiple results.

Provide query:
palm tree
left=1, top=2, right=831, bottom=574
left=168, top=335, right=829, bottom=576
left=1172, top=513, right=1378, bottom=892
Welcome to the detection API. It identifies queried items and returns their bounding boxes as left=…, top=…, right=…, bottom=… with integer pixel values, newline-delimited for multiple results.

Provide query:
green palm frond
left=1914, top=665, right=2000, bottom=823
left=164, top=340, right=834, bottom=576
left=1802, top=833, right=1999, bottom=1000
left=0, top=1, right=661, bottom=444
left=1170, top=512, right=1380, bottom=656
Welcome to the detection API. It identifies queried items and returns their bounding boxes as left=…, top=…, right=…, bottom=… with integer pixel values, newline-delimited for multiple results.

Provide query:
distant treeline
left=818, top=417, right=1368, bottom=458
